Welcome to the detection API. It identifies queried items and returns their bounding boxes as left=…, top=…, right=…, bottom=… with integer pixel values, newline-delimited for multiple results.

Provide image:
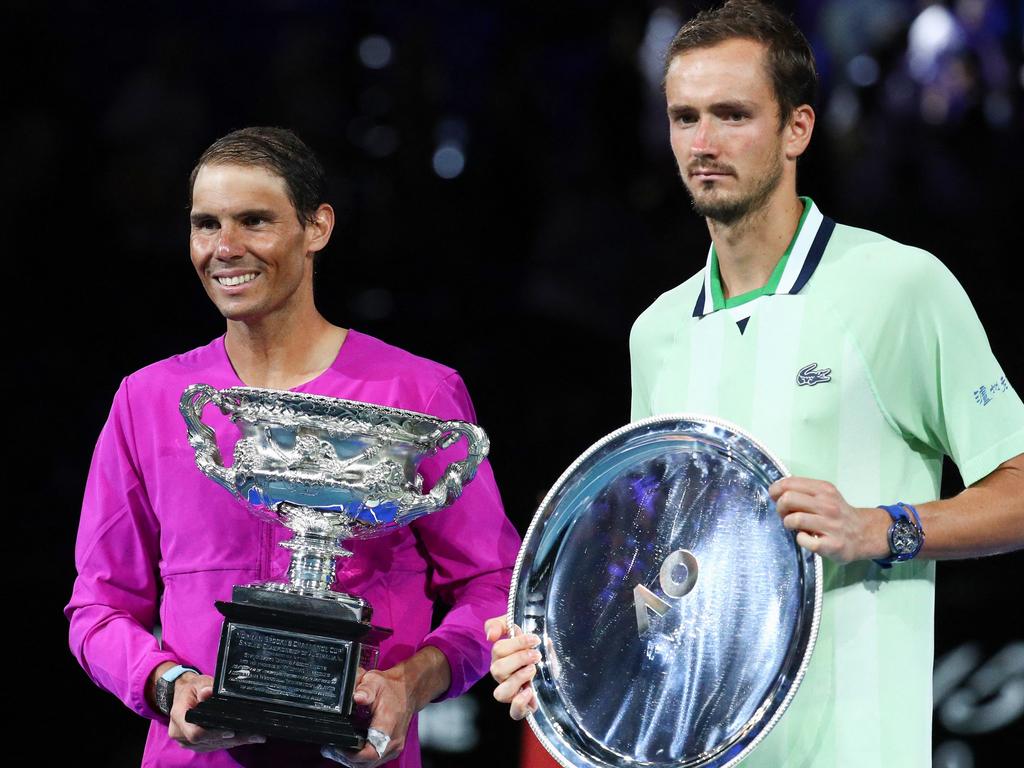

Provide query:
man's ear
left=307, top=203, right=335, bottom=255
left=785, top=104, right=815, bottom=161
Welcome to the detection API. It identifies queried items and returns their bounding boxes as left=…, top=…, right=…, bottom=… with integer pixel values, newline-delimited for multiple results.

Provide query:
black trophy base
left=185, top=585, right=392, bottom=749
left=187, top=693, right=368, bottom=749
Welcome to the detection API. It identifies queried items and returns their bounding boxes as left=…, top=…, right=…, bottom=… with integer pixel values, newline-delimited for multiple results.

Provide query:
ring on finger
left=367, top=727, right=391, bottom=759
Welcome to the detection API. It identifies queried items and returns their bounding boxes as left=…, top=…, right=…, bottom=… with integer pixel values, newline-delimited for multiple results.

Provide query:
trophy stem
left=281, top=532, right=352, bottom=593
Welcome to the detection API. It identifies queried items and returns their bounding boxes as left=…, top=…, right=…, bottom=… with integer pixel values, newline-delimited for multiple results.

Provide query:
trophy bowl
left=178, top=383, right=490, bottom=747
left=510, top=414, right=821, bottom=768
left=181, top=384, right=489, bottom=535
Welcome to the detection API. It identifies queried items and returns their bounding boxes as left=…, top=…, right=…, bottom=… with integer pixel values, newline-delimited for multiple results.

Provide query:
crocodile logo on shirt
left=796, top=363, right=832, bottom=386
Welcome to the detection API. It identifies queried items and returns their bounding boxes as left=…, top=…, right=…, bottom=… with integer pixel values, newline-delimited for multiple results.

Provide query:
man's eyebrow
left=233, top=208, right=277, bottom=221
left=189, top=209, right=278, bottom=225
left=668, top=99, right=754, bottom=116
left=667, top=103, right=696, bottom=116
left=710, top=100, right=754, bottom=112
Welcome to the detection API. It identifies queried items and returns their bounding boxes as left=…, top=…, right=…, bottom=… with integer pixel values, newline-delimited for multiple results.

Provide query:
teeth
left=217, top=273, right=257, bottom=287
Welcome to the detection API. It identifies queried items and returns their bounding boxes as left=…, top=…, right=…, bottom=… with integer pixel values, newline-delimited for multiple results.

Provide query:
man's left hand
left=319, top=667, right=412, bottom=767
left=321, top=647, right=450, bottom=767
left=770, top=477, right=890, bottom=563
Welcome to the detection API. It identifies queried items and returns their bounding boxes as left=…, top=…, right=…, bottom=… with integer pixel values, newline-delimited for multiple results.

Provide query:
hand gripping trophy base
left=179, top=385, right=490, bottom=748
left=186, top=582, right=391, bottom=748
left=186, top=503, right=393, bottom=748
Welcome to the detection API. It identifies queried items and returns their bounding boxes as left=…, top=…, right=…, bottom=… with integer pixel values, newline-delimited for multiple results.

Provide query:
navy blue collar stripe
left=790, top=216, right=835, bottom=295
left=693, top=284, right=707, bottom=318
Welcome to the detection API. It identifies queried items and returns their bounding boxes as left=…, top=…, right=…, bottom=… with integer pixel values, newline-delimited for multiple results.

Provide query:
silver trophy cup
left=179, top=383, right=489, bottom=748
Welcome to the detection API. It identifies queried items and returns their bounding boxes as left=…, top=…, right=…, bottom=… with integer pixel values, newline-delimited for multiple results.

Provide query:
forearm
left=393, top=645, right=451, bottom=711
left=69, top=401, right=172, bottom=717
left=422, top=572, right=513, bottom=698
left=413, top=465, right=519, bottom=699
left=914, top=456, right=1024, bottom=559
left=67, top=598, right=179, bottom=717
left=773, top=455, right=1024, bottom=564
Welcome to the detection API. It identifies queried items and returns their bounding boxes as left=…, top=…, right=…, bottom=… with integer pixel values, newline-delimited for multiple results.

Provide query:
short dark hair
left=188, top=126, right=327, bottom=224
left=664, top=0, right=818, bottom=129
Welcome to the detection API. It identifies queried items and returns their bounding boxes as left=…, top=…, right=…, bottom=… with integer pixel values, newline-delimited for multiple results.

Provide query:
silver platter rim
left=508, top=412, right=824, bottom=768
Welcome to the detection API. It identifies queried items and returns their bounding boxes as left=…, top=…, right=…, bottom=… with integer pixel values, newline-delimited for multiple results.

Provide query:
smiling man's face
left=665, top=38, right=788, bottom=225
left=189, top=163, right=316, bottom=322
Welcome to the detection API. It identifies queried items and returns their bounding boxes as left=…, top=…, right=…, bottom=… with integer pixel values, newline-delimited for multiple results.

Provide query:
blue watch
left=873, top=502, right=924, bottom=568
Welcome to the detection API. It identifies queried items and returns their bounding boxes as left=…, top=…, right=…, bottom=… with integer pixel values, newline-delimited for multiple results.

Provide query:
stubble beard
left=686, top=153, right=784, bottom=226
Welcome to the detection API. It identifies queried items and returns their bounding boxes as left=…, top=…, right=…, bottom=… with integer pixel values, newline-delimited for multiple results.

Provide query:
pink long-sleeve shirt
left=66, top=331, right=521, bottom=767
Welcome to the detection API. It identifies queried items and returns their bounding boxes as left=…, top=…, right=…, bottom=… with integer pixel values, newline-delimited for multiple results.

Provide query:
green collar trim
left=709, top=197, right=813, bottom=312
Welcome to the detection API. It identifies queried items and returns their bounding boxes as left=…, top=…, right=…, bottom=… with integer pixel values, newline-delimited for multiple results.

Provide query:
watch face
left=890, top=518, right=921, bottom=556
left=156, top=677, right=173, bottom=715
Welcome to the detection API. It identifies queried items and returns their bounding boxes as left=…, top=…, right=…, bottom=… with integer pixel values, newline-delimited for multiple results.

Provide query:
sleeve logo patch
left=797, top=363, right=832, bottom=386
left=974, top=376, right=1011, bottom=406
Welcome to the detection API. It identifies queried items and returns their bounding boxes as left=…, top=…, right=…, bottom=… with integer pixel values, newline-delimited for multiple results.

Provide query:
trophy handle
left=426, top=420, right=490, bottom=509
left=180, top=383, right=237, bottom=493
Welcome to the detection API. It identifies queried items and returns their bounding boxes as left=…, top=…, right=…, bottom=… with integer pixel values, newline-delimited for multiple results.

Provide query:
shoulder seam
left=424, top=371, right=464, bottom=415
left=833, top=316, right=909, bottom=445
left=120, top=379, right=156, bottom=509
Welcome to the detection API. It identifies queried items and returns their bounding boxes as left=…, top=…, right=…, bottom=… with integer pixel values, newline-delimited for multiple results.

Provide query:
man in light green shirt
left=489, top=1, right=1024, bottom=765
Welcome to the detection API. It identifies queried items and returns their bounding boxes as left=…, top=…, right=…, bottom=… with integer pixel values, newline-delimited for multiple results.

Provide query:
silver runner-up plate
left=510, top=415, right=822, bottom=768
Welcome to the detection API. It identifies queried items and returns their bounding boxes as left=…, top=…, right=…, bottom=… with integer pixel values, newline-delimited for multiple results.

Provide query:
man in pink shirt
left=66, top=126, right=520, bottom=767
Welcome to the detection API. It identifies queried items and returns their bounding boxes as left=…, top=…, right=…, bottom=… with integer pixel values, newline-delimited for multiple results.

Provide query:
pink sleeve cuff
left=415, top=636, right=468, bottom=702
left=131, top=651, right=186, bottom=722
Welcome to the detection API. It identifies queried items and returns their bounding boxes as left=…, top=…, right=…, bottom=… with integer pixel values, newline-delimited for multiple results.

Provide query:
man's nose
left=691, top=117, right=719, bottom=158
left=215, top=224, right=244, bottom=259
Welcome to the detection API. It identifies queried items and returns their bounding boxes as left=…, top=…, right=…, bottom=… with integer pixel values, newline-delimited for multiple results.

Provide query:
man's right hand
left=148, top=663, right=266, bottom=752
left=485, top=616, right=541, bottom=721
left=167, top=672, right=267, bottom=751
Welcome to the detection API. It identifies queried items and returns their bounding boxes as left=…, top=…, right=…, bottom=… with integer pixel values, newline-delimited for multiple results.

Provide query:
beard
left=686, top=153, right=784, bottom=226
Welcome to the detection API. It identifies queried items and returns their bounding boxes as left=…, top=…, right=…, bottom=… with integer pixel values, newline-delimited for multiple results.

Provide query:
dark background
left=8, top=0, right=1022, bottom=765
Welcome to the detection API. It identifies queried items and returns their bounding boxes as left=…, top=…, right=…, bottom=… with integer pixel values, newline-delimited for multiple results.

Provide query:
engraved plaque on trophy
left=179, top=384, right=489, bottom=749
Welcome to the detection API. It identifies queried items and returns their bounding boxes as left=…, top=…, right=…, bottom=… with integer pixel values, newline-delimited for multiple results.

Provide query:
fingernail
left=526, top=634, right=541, bottom=646
left=321, top=745, right=353, bottom=766
left=530, top=650, right=542, bottom=662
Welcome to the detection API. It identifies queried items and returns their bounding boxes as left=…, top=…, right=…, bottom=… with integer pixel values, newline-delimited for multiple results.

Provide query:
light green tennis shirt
left=629, top=199, right=1024, bottom=767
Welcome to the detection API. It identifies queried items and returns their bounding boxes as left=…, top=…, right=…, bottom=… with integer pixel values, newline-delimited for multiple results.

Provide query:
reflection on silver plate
left=510, top=415, right=821, bottom=768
